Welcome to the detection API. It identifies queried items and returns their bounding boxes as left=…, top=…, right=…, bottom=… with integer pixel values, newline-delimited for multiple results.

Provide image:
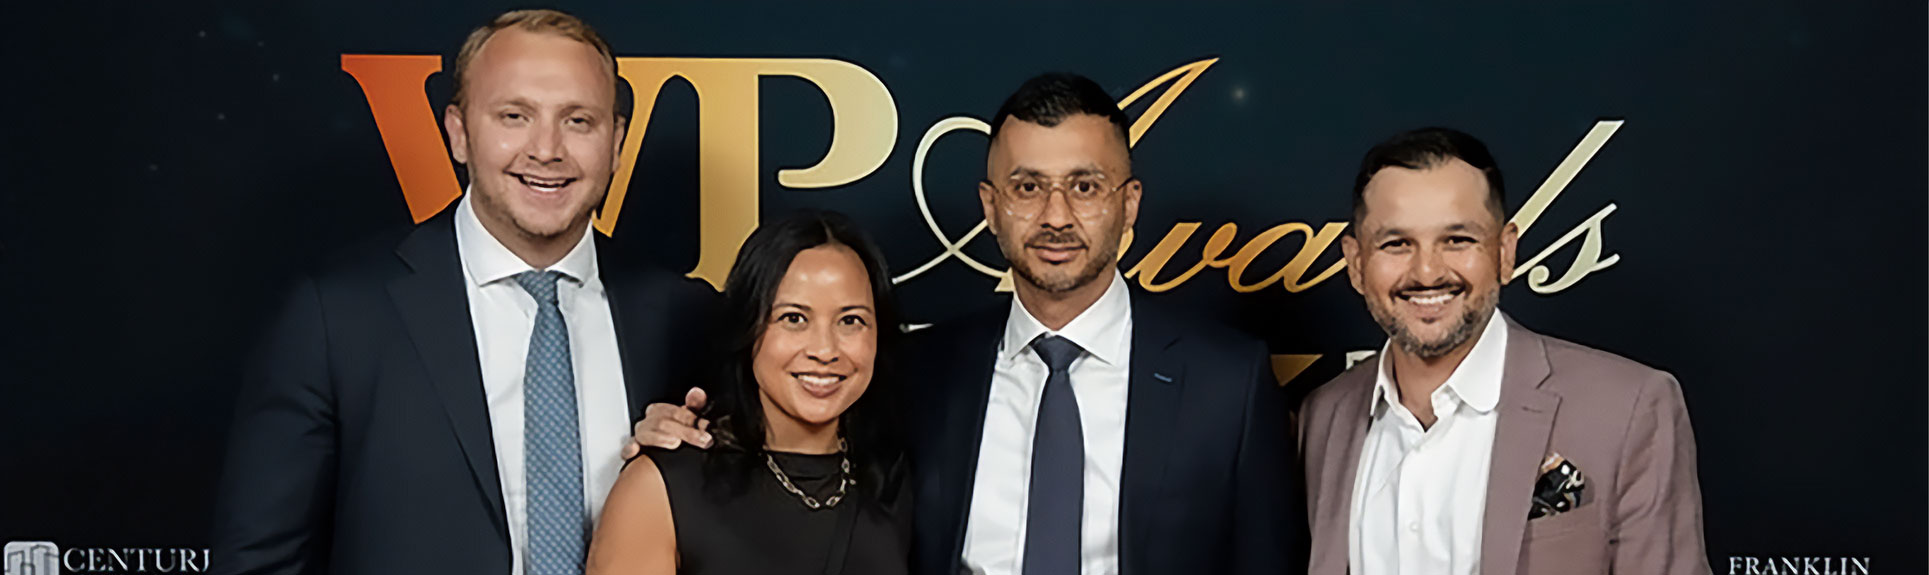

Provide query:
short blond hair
left=449, top=9, right=618, bottom=109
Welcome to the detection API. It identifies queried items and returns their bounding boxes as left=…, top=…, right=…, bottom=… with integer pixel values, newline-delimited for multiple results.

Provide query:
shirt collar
left=453, top=191, right=599, bottom=287
left=1368, top=310, right=1510, bottom=416
left=999, top=270, right=1133, bottom=366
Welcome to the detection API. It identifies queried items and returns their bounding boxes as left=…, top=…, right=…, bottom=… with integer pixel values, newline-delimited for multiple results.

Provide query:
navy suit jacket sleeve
left=1232, top=342, right=1309, bottom=575
left=650, top=275, right=724, bottom=406
left=210, top=277, right=337, bottom=575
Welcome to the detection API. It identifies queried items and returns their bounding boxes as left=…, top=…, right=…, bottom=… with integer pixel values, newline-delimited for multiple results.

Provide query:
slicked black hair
left=1350, top=127, right=1505, bottom=232
left=988, top=72, right=1131, bottom=150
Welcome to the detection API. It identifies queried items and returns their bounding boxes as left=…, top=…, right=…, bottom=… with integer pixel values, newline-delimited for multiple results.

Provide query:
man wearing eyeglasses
left=637, top=72, right=1306, bottom=575
left=909, top=72, right=1303, bottom=575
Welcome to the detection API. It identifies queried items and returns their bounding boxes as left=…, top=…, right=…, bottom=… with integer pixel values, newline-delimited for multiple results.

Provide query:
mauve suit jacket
left=1297, top=318, right=1710, bottom=575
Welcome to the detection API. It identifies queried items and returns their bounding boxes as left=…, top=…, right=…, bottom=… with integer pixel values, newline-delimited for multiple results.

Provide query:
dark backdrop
left=3, top=2, right=1923, bottom=573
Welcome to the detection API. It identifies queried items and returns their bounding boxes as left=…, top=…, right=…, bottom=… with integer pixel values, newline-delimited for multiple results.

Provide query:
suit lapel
left=597, top=243, right=663, bottom=423
left=932, top=311, right=1006, bottom=575
left=1119, top=303, right=1185, bottom=569
left=386, top=211, right=509, bottom=539
left=1480, top=320, right=1559, bottom=575
left=1309, top=371, right=1374, bottom=575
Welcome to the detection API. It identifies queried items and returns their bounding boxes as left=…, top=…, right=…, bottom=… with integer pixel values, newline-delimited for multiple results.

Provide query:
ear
left=1121, top=178, right=1143, bottom=231
left=1498, top=221, right=1520, bottom=285
left=611, top=115, right=630, bottom=166
left=444, top=104, right=470, bottom=165
left=1341, top=232, right=1366, bottom=295
left=978, top=180, right=999, bottom=236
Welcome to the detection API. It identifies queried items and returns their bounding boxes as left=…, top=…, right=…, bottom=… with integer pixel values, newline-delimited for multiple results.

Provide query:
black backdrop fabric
left=2, top=2, right=1924, bottom=573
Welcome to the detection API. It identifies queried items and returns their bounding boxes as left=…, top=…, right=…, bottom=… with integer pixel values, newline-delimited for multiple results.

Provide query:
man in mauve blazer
left=1299, top=317, right=1707, bottom=575
left=1299, top=127, right=1708, bottom=575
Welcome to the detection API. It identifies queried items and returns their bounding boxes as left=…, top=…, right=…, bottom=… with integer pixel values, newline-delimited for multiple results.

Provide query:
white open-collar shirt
left=1350, top=311, right=1510, bottom=575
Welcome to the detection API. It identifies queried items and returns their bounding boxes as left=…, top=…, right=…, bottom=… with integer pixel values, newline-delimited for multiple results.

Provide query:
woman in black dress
left=587, top=210, right=910, bottom=575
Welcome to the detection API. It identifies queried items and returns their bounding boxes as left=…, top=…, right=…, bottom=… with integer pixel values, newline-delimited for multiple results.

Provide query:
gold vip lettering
left=345, top=55, right=1621, bottom=300
left=342, top=55, right=895, bottom=289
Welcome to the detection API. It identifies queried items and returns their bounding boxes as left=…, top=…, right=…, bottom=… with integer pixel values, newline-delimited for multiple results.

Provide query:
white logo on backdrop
left=3, top=542, right=59, bottom=575
left=1726, top=556, right=1873, bottom=575
left=4, top=542, right=209, bottom=574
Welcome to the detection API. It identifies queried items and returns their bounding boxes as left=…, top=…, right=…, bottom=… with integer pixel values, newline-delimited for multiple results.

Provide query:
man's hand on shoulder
left=624, top=387, right=714, bottom=458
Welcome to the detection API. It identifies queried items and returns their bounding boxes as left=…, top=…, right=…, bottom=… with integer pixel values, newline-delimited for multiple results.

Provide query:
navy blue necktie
left=515, top=271, right=586, bottom=575
left=1023, top=335, right=1085, bottom=575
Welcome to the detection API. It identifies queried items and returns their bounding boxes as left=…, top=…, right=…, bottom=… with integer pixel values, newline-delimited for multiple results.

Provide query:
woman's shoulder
left=639, top=445, right=753, bottom=486
left=637, top=445, right=711, bottom=477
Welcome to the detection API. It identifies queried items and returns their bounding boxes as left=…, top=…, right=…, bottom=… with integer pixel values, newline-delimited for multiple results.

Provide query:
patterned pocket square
left=1529, top=453, right=1587, bottom=519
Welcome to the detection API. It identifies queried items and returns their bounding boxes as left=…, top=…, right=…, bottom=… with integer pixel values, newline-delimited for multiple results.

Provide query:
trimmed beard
left=1369, top=286, right=1499, bottom=359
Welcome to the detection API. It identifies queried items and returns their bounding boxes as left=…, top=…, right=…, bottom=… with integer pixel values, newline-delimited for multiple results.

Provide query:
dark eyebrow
left=1008, top=163, right=1106, bottom=179
left=839, top=304, right=874, bottom=314
left=1369, top=227, right=1408, bottom=240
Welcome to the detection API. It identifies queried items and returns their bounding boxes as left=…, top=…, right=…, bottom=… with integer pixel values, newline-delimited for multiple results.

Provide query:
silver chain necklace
left=764, top=438, right=855, bottom=510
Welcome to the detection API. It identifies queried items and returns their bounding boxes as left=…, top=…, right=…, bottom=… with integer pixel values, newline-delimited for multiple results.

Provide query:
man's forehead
left=476, top=27, right=604, bottom=62
left=1360, top=164, right=1498, bottom=229
left=1357, top=200, right=1500, bottom=237
left=1365, top=160, right=1487, bottom=196
left=468, top=29, right=613, bottom=92
left=989, top=115, right=1130, bottom=172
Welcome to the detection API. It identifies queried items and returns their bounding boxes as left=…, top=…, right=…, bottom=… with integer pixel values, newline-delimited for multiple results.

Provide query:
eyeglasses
left=984, top=173, right=1136, bottom=218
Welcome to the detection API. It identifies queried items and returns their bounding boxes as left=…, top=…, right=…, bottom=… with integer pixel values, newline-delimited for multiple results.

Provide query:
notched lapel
left=1308, top=372, right=1374, bottom=575
left=931, top=311, right=1007, bottom=575
left=597, top=247, right=663, bottom=423
left=1120, top=305, right=1185, bottom=566
left=386, top=213, right=509, bottom=540
left=1481, top=321, right=1560, bottom=575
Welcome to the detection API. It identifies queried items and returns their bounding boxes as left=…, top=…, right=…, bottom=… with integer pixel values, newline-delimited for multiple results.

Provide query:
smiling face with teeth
left=443, top=26, right=625, bottom=267
left=1342, top=157, right=1518, bottom=360
left=751, top=244, right=878, bottom=444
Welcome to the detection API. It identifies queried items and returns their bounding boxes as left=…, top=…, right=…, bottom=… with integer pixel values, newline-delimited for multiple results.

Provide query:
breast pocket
left=1518, top=504, right=1609, bottom=575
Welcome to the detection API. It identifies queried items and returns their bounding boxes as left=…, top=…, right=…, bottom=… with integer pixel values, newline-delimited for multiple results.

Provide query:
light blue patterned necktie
left=515, top=271, right=586, bottom=575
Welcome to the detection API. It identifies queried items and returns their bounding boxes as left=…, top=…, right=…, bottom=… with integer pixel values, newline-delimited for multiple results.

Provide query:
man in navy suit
left=636, top=73, right=1304, bottom=575
left=211, top=10, right=713, bottom=575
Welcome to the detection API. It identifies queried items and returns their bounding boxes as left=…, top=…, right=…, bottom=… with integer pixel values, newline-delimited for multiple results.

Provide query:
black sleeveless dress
left=642, top=446, right=912, bottom=575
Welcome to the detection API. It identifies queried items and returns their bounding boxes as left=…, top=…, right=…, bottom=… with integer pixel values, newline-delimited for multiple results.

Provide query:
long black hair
left=704, top=209, right=905, bottom=502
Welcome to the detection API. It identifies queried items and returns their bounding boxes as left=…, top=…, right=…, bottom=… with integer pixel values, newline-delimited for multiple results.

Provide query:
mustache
left=1024, top=229, right=1086, bottom=248
left=1394, top=279, right=1469, bottom=294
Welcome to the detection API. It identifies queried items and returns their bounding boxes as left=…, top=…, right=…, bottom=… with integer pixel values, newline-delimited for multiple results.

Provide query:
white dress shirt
left=962, top=271, right=1133, bottom=575
left=454, top=195, right=631, bottom=575
left=1349, top=311, right=1510, bottom=575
